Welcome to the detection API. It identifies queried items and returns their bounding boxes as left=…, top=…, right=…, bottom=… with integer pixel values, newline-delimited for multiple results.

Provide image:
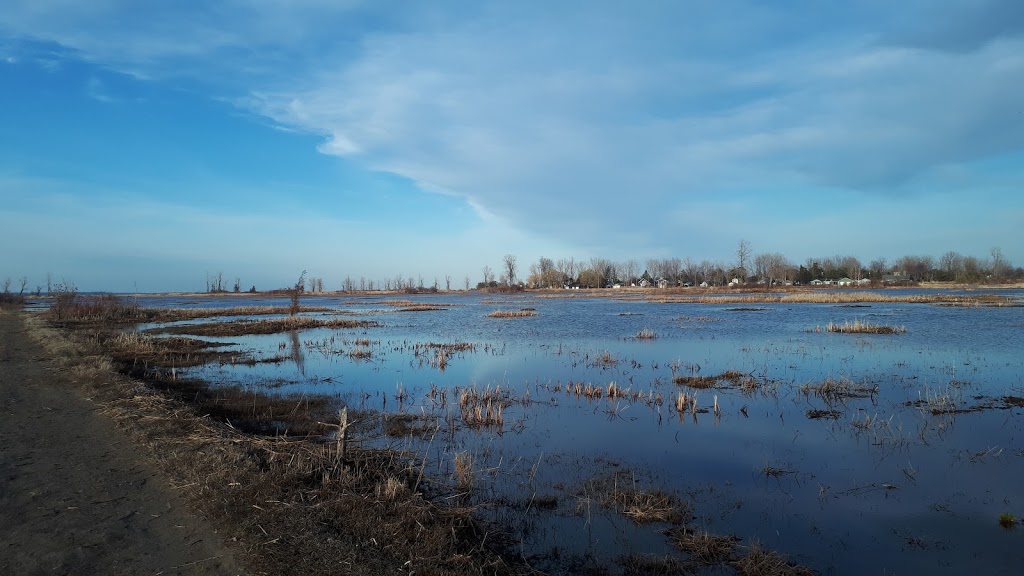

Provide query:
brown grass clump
left=589, top=350, right=618, bottom=368
left=458, top=385, right=508, bottom=428
left=673, top=370, right=752, bottom=390
left=486, top=309, right=538, bottom=318
left=153, top=316, right=379, bottom=336
left=814, top=320, right=906, bottom=334
left=669, top=527, right=738, bottom=564
left=634, top=328, right=658, bottom=339
left=733, top=541, right=814, bottom=576
left=672, top=375, right=719, bottom=389
left=584, top=472, right=689, bottom=525
left=800, top=377, right=878, bottom=402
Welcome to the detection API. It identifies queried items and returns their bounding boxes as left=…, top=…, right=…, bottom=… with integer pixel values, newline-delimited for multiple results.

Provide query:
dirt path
left=0, top=311, right=241, bottom=575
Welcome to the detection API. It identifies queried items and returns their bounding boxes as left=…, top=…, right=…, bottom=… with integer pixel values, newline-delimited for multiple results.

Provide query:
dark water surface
left=137, top=290, right=1024, bottom=574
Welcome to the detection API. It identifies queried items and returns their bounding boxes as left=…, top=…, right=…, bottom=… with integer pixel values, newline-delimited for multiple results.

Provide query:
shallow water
left=141, top=290, right=1024, bottom=574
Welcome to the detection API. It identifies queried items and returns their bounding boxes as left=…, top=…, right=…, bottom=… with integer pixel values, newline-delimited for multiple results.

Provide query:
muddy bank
left=0, top=311, right=240, bottom=575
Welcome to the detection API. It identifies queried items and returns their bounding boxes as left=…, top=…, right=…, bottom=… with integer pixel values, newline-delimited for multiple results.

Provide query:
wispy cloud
left=3, top=1, right=1023, bottom=265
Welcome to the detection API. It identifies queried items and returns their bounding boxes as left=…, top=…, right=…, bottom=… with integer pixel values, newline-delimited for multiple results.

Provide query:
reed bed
left=153, top=316, right=380, bottom=336
left=486, top=309, right=538, bottom=318
left=814, top=320, right=906, bottom=334
left=103, top=332, right=238, bottom=368
left=458, top=385, right=509, bottom=428
left=634, top=328, right=658, bottom=339
left=149, top=305, right=334, bottom=321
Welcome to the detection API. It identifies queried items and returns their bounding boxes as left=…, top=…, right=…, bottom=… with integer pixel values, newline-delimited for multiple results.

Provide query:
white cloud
left=3, top=1, right=1024, bottom=264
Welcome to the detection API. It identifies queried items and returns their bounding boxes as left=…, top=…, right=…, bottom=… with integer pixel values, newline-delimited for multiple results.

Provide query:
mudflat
left=0, top=311, right=240, bottom=575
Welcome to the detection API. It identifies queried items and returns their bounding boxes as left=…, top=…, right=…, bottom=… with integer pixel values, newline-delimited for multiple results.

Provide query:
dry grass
left=668, top=527, right=737, bottom=564
left=733, top=541, right=814, bottom=576
left=584, top=472, right=689, bottom=525
left=458, top=385, right=508, bottom=428
left=454, top=452, right=475, bottom=491
left=634, top=328, right=658, bottom=339
left=24, top=313, right=530, bottom=576
left=151, top=305, right=334, bottom=321
left=153, top=316, right=379, bottom=336
left=800, top=377, right=878, bottom=402
left=646, top=291, right=1014, bottom=306
left=814, top=320, right=906, bottom=334
left=486, top=309, right=538, bottom=318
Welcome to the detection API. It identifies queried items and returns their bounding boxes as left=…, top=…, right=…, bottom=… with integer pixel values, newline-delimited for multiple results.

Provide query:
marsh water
left=138, top=290, right=1024, bottom=574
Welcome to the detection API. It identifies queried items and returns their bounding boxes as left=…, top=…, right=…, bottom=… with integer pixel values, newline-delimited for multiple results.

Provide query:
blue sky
left=2, top=0, right=1022, bottom=292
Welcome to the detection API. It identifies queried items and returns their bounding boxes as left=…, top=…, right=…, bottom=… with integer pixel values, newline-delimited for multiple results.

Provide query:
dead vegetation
left=646, top=291, right=1014, bottom=307
left=486, top=309, right=538, bottom=318
left=813, top=320, right=906, bottom=334
left=799, top=377, right=878, bottom=402
left=673, top=370, right=753, bottom=390
left=25, top=313, right=531, bottom=576
left=152, top=316, right=380, bottom=336
left=582, top=471, right=690, bottom=525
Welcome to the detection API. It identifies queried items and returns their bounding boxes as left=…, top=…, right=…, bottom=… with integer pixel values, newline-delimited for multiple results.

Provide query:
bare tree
left=464, top=275, right=471, bottom=291
left=991, top=247, right=1010, bottom=280
left=622, top=259, right=638, bottom=286
left=445, top=275, right=452, bottom=291
left=683, top=258, right=699, bottom=285
left=555, top=258, right=577, bottom=286
left=18, top=276, right=29, bottom=295
left=1, top=278, right=10, bottom=293
left=502, top=254, right=518, bottom=286
left=289, top=270, right=307, bottom=316
left=736, top=239, right=752, bottom=280
left=481, top=265, right=495, bottom=286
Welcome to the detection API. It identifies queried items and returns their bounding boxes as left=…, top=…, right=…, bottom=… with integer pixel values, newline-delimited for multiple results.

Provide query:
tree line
left=6, top=244, right=1019, bottom=297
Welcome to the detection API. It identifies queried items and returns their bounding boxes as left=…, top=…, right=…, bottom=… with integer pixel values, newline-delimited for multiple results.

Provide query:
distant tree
left=289, top=270, right=306, bottom=316
left=233, top=278, right=241, bottom=293
left=869, top=258, right=888, bottom=280
left=445, top=275, right=451, bottom=291
left=481, top=265, right=495, bottom=286
left=991, top=247, right=1010, bottom=280
left=736, top=240, right=752, bottom=280
left=502, top=254, right=518, bottom=286
left=18, top=276, right=29, bottom=295
left=249, top=285, right=257, bottom=293
left=796, top=265, right=812, bottom=285
left=1, top=278, right=10, bottom=293
left=464, top=275, right=471, bottom=291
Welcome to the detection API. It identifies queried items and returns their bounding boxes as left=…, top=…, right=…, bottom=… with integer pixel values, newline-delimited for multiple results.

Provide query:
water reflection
left=135, top=290, right=1024, bottom=574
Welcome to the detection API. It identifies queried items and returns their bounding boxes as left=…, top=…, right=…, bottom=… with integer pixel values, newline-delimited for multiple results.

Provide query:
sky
left=1, top=0, right=1023, bottom=292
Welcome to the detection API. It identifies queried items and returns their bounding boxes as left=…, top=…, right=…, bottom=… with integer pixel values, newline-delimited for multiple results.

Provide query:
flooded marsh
left=126, top=290, right=1024, bottom=574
